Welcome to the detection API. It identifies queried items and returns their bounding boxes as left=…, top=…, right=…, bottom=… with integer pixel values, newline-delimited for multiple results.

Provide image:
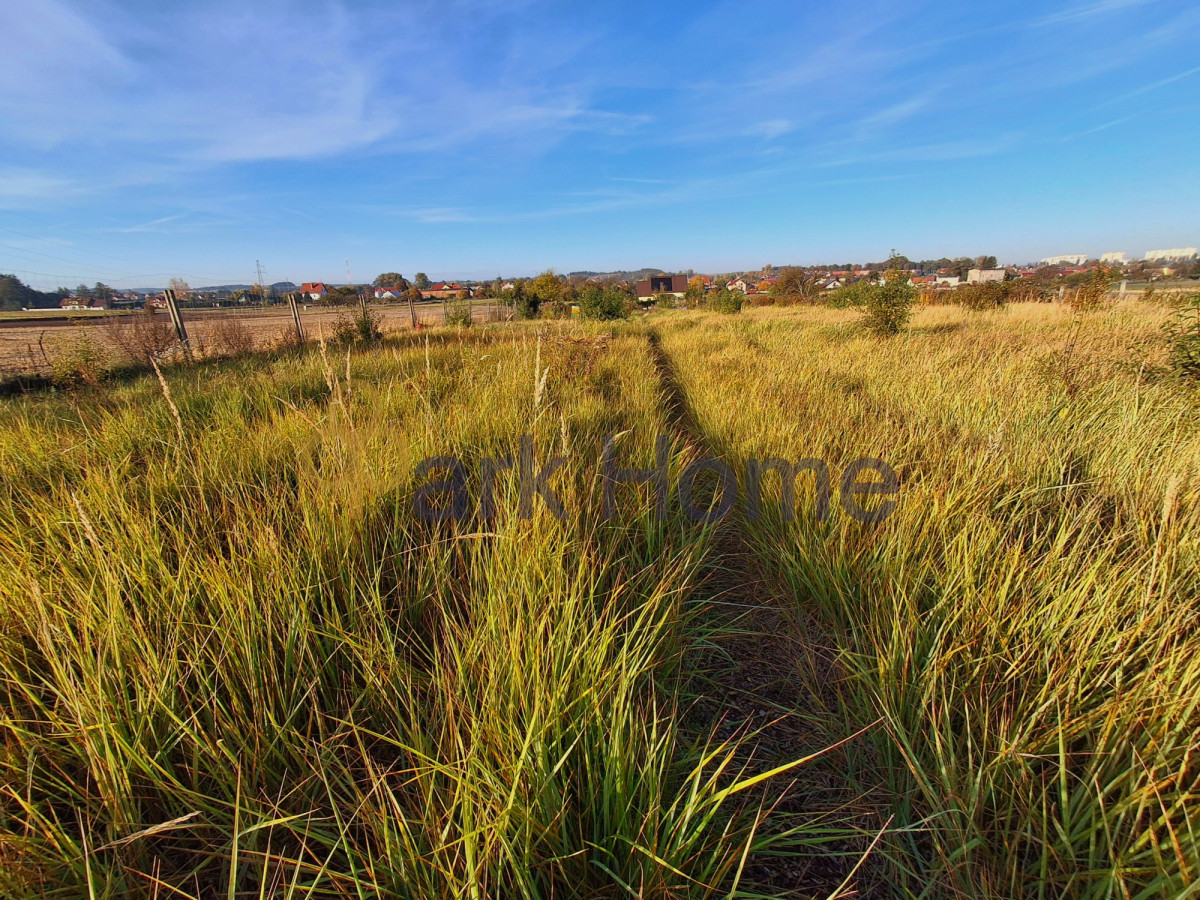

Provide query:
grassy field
left=0, top=303, right=457, bottom=375
left=0, top=302, right=1196, bottom=897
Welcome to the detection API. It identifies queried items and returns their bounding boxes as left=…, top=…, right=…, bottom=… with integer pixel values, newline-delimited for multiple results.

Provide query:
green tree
left=578, top=283, right=628, bottom=320
left=91, top=283, right=115, bottom=307
left=521, top=271, right=562, bottom=318
left=414, top=273, right=431, bottom=290
left=374, top=272, right=406, bottom=287
left=860, top=269, right=916, bottom=335
left=0, top=274, right=62, bottom=310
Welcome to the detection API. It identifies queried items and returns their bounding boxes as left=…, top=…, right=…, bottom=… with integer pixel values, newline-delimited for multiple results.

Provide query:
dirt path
left=646, top=329, right=892, bottom=898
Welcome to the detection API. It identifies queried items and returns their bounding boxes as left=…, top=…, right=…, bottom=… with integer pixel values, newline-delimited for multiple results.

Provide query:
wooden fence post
left=163, top=289, right=189, bottom=349
left=287, top=292, right=305, bottom=346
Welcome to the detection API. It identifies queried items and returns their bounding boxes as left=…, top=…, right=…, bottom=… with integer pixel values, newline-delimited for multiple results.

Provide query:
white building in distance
left=1144, top=247, right=1198, bottom=261
left=1100, top=252, right=1127, bottom=264
left=967, top=268, right=1006, bottom=284
left=1041, top=254, right=1088, bottom=266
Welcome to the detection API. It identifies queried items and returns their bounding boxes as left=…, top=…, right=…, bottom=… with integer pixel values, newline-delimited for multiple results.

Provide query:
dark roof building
left=634, top=275, right=688, bottom=298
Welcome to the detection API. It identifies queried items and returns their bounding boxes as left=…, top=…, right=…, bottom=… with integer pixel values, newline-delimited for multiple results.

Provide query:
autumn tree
left=374, top=272, right=407, bottom=288
left=167, top=278, right=192, bottom=298
left=414, top=273, right=431, bottom=289
left=769, top=268, right=816, bottom=304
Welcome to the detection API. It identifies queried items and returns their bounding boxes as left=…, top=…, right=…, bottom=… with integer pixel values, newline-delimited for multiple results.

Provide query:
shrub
left=445, top=300, right=473, bottom=327
left=1165, top=293, right=1200, bottom=379
left=653, top=292, right=677, bottom=310
left=826, top=279, right=875, bottom=310
left=103, top=309, right=178, bottom=362
left=51, top=329, right=113, bottom=387
left=708, top=288, right=743, bottom=315
left=859, top=270, right=915, bottom=336
left=958, top=281, right=1009, bottom=312
left=208, top=315, right=256, bottom=356
left=768, top=267, right=817, bottom=304
left=332, top=306, right=383, bottom=346
left=514, top=293, right=539, bottom=319
left=1069, top=267, right=1114, bottom=312
left=578, top=284, right=630, bottom=320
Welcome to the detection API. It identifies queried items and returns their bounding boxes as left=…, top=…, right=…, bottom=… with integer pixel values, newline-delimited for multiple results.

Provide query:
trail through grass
left=655, top=302, right=1200, bottom=898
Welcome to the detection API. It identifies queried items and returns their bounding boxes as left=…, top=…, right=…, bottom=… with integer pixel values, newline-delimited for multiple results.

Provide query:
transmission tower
left=255, top=259, right=268, bottom=301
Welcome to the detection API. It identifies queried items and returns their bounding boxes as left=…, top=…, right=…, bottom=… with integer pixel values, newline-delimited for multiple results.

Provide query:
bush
left=653, top=292, right=677, bottom=310
left=1070, top=267, right=1114, bottom=312
left=104, top=310, right=178, bottom=362
left=445, top=300, right=473, bottom=327
left=1165, top=293, right=1200, bottom=379
left=208, top=315, right=257, bottom=356
left=514, top=294, right=539, bottom=320
left=575, top=284, right=630, bottom=320
left=957, top=281, right=1009, bottom=312
left=52, top=329, right=113, bottom=387
left=332, top=306, right=383, bottom=346
left=826, top=279, right=875, bottom=310
left=768, top=267, right=817, bottom=304
left=708, top=288, right=743, bottom=315
left=859, top=271, right=915, bottom=336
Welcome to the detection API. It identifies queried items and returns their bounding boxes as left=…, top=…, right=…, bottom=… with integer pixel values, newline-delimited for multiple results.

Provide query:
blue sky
left=1, top=0, right=1198, bottom=287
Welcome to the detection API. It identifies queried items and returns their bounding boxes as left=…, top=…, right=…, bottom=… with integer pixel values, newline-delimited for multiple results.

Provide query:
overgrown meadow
left=1, top=301, right=1197, bottom=898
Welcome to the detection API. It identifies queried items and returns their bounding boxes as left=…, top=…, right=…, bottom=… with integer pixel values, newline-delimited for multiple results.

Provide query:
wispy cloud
left=744, top=119, right=794, bottom=140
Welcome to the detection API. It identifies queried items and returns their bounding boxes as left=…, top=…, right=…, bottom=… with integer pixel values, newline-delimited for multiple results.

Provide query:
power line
left=0, top=224, right=234, bottom=285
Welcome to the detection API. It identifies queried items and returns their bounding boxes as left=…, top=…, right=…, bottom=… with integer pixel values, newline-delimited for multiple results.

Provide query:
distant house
left=909, top=276, right=936, bottom=286
left=424, top=282, right=465, bottom=299
left=62, top=295, right=110, bottom=309
left=934, top=276, right=961, bottom=286
left=967, top=268, right=1005, bottom=284
left=374, top=286, right=404, bottom=300
left=727, top=278, right=750, bottom=293
left=634, top=274, right=688, bottom=301
left=821, top=279, right=843, bottom=290
left=301, top=282, right=327, bottom=300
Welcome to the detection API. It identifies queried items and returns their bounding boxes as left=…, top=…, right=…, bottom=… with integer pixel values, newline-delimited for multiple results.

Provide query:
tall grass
left=0, top=324, right=812, bottom=897
left=656, top=302, right=1200, bottom=897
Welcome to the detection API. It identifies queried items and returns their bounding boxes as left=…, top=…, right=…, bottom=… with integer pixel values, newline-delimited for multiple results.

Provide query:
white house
left=935, top=276, right=961, bottom=286
left=967, top=268, right=1006, bottom=284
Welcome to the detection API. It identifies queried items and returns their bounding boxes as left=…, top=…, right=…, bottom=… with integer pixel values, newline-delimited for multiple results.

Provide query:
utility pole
left=255, top=260, right=268, bottom=304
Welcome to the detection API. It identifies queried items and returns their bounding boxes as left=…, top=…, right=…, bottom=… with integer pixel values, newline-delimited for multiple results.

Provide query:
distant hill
left=566, top=268, right=677, bottom=282
left=191, top=281, right=297, bottom=293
